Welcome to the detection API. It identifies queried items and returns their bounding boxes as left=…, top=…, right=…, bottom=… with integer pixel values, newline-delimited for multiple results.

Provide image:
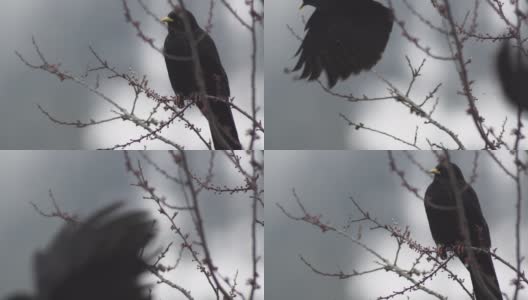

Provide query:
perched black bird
left=425, top=162, right=502, bottom=300
left=496, top=41, right=528, bottom=111
left=293, top=0, right=393, bottom=88
left=162, top=8, right=242, bottom=150
left=5, top=203, right=155, bottom=300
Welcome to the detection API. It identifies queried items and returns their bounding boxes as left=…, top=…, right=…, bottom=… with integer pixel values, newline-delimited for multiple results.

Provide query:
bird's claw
left=176, top=94, right=185, bottom=109
left=453, top=243, right=465, bottom=256
left=436, top=245, right=447, bottom=259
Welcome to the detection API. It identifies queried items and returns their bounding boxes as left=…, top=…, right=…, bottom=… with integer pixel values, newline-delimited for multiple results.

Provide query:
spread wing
left=294, top=0, right=393, bottom=87
left=33, top=203, right=155, bottom=300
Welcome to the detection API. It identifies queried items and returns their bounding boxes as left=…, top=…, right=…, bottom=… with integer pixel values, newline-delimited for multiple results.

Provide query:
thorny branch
left=289, top=1, right=527, bottom=149
left=16, top=0, right=263, bottom=149
left=278, top=150, right=527, bottom=299
left=30, top=150, right=264, bottom=300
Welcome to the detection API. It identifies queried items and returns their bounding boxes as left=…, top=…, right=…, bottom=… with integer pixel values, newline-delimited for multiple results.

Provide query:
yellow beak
left=429, top=168, right=441, bottom=175
left=161, top=16, right=174, bottom=23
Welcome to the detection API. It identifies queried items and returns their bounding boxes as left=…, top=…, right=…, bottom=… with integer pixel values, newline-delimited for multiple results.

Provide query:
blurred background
left=266, top=150, right=526, bottom=299
left=265, top=0, right=526, bottom=149
left=0, top=0, right=263, bottom=149
left=0, top=151, right=263, bottom=300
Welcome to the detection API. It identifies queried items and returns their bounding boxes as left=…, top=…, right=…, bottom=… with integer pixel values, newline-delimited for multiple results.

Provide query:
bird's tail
left=207, top=100, right=242, bottom=150
left=468, top=251, right=502, bottom=300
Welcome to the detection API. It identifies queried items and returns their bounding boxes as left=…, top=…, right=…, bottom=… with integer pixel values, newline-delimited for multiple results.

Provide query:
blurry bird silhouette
left=4, top=203, right=155, bottom=300
left=497, top=41, right=528, bottom=111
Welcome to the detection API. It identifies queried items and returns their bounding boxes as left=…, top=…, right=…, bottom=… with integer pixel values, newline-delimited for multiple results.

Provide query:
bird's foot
left=436, top=245, right=447, bottom=259
left=453, top=243, right=466, bottom=256
left=175, top=94, right=185, bottom=109
left=190, top=92, right=204, bottom=107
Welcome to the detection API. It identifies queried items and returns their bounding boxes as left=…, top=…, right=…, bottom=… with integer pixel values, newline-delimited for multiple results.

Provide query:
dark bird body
left=496, top=42, right=528, bottom=111
left=425, top=162, right=502, bottom=300
left=163, top=8, right=242, bottom=150
left=5, top=203, right=155, bottom=300
left=293, top=0, right=393, bottom=88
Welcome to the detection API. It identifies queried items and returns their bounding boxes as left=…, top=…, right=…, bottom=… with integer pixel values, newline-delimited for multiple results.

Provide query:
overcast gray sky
left=266, top=150, right=526, bottom=299
left=0, top=151, right=263, bottom=300
left=2, top=0, right=528, bottom=299
left=0, top=0, right=263, bottom=149
left=265, top=1, right=525, bottom=149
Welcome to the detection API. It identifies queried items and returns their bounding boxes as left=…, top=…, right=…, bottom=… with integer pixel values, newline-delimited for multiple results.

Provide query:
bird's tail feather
left=208, top=101, right=242, bottom=150
left=469, top=251, right=502, bottom=300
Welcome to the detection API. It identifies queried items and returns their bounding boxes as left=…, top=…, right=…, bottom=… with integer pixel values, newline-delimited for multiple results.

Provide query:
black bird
left=5, top=203, right=155, bottom=300
left=162, top=8, right=242, bottom=150
left=293, top=0, right=393, bottom=88
left=425, top=162, right=502, bottom=300
left=496, top=41, right=528, bottom=111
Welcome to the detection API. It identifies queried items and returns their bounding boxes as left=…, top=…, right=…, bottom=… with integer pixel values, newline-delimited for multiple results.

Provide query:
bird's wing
left=293, top=11, right=329, bottom=83
left=196, top=31, right=230, bottom=97
left=462, top=185, right=491, bottom=248
left=497, top=41, right=528, bottom=110
left=194, top=30, right=241, bottom=149
left=33, top=203, right=154, bottom=300
left=462, top=186, right=502, bottom=298
left=424, top=184, right=444, bottom=245
left=294, top=1, right=393, bottom=87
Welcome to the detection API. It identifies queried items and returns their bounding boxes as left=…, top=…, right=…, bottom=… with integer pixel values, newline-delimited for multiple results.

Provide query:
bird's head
left=161, top=8, right=199, bottom=33
left=429, top=162, right=465, bottom=183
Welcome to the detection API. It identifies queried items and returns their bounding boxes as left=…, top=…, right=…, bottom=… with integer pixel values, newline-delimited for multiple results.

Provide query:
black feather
left=5, top=203, right=155, bottom=300
left=496, top=41, right=528, bottom=111
left=425, top=162, right=502, bottom=300
left=163, top=8, right=242, bottom=150
left=293, top=0, right=393, bottom=88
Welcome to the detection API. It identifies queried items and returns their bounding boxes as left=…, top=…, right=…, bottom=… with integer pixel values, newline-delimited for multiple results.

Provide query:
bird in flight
left=4, top=203, right=155, bottom=300
left=293, top=0, right=393, bottom=88
left=424, top=162, right=502, bottom=300
left=162, top=8, right=242, bottom=150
